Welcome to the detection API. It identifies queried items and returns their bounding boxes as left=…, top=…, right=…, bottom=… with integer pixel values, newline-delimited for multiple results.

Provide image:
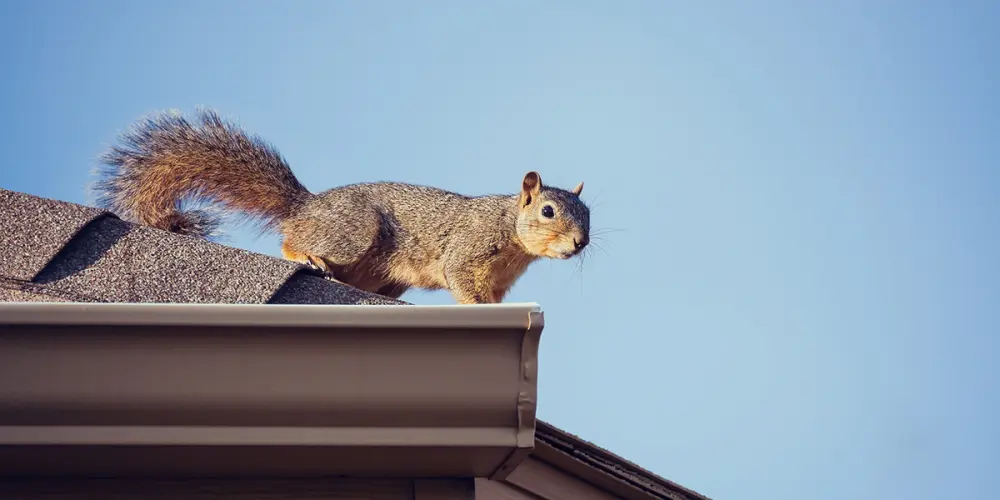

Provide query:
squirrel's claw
left=305, top=255, right=330, bottom=275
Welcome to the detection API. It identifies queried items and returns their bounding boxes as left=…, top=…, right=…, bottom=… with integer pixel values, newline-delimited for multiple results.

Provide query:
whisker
left=579, top=247, right=593, bottom=296
left=589, top=235, right=612, bottom=250
left=589, top=241, right=609, bottom=257
left=587, top=194, right=604, bottom=211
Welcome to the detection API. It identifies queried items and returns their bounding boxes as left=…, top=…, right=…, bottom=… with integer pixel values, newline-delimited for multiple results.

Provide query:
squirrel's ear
left=571, top=181, right=584, bottom=196
left=521, top=171, right=542, bottom=205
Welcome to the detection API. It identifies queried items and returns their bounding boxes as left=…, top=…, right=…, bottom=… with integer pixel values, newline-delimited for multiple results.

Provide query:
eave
left=0, top=302, right=543, bottom=480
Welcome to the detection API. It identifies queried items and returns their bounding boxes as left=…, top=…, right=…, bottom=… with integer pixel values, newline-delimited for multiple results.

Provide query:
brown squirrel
left=93, top=109, right=591, bottom=304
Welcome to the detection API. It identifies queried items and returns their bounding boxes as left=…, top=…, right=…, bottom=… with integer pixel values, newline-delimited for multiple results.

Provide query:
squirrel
left=93, top=109, right=591, bottom=304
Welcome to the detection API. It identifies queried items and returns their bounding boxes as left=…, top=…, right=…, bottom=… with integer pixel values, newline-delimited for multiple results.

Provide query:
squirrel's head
left=515, top=171, right=590, bottom=259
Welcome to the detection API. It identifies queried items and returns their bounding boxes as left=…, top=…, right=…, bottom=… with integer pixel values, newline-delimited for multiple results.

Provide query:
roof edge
left=531, top=421, right=713, bottom=500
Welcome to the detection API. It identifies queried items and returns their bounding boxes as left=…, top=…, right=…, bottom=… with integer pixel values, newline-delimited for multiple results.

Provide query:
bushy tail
left=94, top=109, right=311, bottom=238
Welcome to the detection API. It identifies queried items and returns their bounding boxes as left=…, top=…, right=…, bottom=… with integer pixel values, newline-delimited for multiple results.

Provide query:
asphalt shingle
left=0, top=286, right=71, bottom=303
left=0, top=188, right=108, bottom=281
left=271, top=273, right=402, bottom=305
left=32, top=216, right=304, bottom=303
left=1, top=188, right=405, bottom=305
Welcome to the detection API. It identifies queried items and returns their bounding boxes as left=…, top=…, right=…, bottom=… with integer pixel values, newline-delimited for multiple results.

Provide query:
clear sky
left=1, top=1, right=997, bottom=498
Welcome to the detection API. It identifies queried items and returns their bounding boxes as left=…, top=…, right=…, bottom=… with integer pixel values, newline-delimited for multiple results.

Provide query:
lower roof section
left=0, top=302, right=544, bottom=480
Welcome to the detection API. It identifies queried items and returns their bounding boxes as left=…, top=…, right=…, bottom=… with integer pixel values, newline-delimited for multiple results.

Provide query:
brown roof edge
left=0, top=302, right=544, bottom=480
left=532, top=421, right=713, bottom=500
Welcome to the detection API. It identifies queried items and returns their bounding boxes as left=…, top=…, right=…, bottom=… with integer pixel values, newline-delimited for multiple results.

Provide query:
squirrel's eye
left=541, top=205, right=555, bottom=218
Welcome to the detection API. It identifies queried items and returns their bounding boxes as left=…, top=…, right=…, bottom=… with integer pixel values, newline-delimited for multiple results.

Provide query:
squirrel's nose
left=573, top=238, right=587, bottom=250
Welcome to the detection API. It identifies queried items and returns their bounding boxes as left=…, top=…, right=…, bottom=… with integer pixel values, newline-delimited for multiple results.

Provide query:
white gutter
left=0, top=302, right=541, bottom=328
left=0, top=302, right=544, bottom=480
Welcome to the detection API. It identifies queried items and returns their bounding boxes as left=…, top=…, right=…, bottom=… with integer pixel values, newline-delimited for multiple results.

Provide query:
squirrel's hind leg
left=279, top=204, right=382, bottom=266
left=280, top=242, right=328, bottom=271
left=278, top=203, right=388, bottom=291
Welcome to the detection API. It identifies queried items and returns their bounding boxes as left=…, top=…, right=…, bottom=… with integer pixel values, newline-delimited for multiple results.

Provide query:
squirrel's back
left=297, top=181, right=519, bottom=265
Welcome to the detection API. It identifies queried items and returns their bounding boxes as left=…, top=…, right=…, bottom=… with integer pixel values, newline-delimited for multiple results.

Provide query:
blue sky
left=1, top=1, right=997, bottom=498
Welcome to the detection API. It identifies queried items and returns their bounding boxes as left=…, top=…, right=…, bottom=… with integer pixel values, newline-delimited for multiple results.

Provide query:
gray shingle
left=1, top=188, right=405, bottom=306
left=0, top=286, right=71, bottom=303
left=271, top=273, right=402, bottom=305
left=32, top=217, right=306, bottom=303
left=0, top=188, right=108, bottom=281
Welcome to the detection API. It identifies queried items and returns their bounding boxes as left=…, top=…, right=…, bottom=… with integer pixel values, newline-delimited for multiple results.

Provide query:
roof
left=0, top=188, right=401, bottom=305
left=0, top=187, right=710, bottom=500
left=533, top=422, right=711, bottom=500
